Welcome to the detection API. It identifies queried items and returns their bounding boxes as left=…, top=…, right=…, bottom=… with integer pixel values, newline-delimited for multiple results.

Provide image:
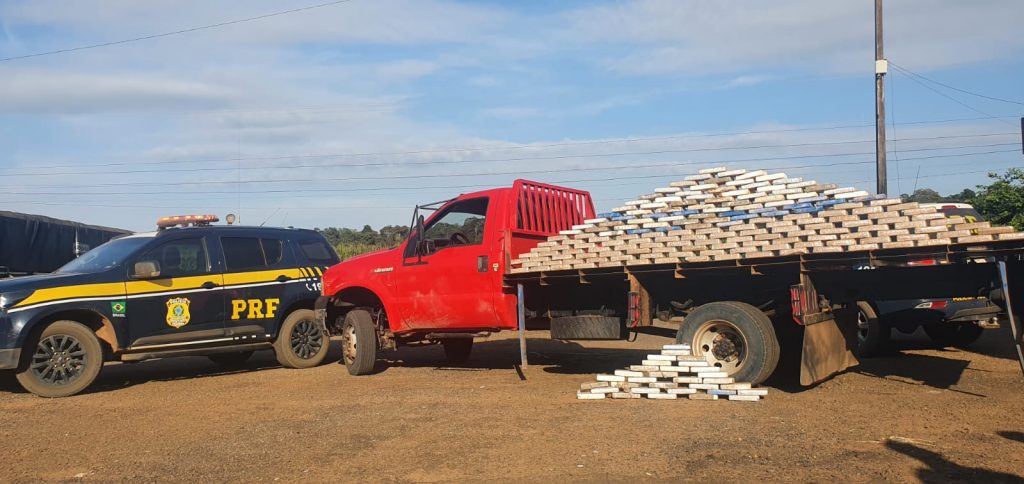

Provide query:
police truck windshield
left=56, top=236, right=153, bottom=274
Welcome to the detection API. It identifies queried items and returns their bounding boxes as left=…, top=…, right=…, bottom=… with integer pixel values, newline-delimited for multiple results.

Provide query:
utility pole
left=875, top=0, right=888, bottom=195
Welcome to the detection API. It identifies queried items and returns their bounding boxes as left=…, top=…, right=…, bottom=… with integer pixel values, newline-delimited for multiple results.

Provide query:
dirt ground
left=1, top=323, right=1023, bottom=483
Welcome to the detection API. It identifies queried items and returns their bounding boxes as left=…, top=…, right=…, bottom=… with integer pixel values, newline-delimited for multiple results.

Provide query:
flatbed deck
left=505, top=238, right=1024, bottom=285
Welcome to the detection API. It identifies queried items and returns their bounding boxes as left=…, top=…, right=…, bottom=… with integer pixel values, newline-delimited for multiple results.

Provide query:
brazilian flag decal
left=111, top=301, right=126, bottom=317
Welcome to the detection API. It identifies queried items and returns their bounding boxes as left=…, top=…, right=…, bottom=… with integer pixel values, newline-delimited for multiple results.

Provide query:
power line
left=2, top=123, right=879, bottom=172
left=2, top=132, right=1015, bottom=179
left=3, top=163, right=1019, bottom=211
left=890, top=61, right=1024, bottom=107
left=3, top=143, right=1017, bottom=191
left=2, top=148, right=1015, bottom=197
left=8, top=149, right=1014, bottom=204
left=2, top=115, right=1018, bottom=173
left=0, top=0, right=356, bottom=62
left=890, top=64, right=1015, bottom=126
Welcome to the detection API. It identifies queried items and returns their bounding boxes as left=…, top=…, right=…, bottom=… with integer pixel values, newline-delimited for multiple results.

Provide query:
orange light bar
left=157, top=214, right=219, bottom=228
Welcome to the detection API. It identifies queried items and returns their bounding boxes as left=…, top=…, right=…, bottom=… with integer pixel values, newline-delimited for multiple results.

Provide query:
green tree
left=970, top=168, right=1024, bottom=230
left=901, top=188, right=945, bottom=203
left=316, top=224, right=411, bottom=261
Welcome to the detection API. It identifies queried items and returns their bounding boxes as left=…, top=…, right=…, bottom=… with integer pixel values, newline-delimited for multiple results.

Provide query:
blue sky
left=0, top=0, right=1021, bottom=232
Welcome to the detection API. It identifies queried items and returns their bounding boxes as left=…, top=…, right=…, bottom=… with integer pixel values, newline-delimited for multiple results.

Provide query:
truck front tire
left=677, top=301, right=780, bottom=385
left=342, top=309, right=378, bottom=375
left=16, top=320, right=103, bottom=398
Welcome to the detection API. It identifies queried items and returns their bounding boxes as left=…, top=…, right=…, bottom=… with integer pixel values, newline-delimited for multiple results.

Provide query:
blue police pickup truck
left=854, top=203, right=1002, bottom=355
left=0, top=215, right=340, bottom=397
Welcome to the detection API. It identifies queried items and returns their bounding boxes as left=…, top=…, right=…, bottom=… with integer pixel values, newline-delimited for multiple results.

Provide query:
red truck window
left=424, top=197, right=489, bottom=246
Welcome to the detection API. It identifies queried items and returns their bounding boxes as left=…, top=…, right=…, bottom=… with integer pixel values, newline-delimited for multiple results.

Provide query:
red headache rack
left=512, top=179, right=595, bottom=236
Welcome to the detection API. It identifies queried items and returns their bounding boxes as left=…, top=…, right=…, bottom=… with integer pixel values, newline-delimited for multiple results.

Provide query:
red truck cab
left=318, top=180, right=594, bottom=374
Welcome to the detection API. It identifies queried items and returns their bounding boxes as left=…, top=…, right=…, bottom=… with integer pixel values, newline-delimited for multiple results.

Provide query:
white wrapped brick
left=699, top=166, right=728, bottom=174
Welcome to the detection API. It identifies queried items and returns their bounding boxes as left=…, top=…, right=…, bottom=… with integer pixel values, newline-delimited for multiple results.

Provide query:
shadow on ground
left=882, top=324, right=1021, bottom=361
left=886, top=440, right=1023, bottom=483
left=853, top=353, right=976, bottom=394
left=997, top=430, right=1024, bottom=444
left=0, top=345, right=347, bottom=396
left=378, top=337, right=654, bottom=376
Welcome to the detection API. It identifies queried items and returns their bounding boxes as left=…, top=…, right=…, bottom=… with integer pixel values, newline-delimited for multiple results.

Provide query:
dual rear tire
left=676, top=301, right=780, bottom=385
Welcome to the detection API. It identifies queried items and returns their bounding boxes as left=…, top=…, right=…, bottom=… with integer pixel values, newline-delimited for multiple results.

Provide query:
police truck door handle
left=276, top=275, right=291, bottom=282
left=201, top=281, right=219, bottom=289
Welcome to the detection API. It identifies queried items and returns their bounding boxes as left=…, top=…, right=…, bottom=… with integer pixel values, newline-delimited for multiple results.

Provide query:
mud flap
left=997, top=261, right=1024, bottom=374
left=800, top=315, right=860, bottom=386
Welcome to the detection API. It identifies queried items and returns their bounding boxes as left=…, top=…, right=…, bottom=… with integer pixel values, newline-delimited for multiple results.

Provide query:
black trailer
left=506, top=239, right=1024, bottom=385
left=0, top=211, right=129, bottom=277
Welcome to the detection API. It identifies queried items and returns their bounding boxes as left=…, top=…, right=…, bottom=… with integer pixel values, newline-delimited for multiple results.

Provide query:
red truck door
left=395, top=196, right=501, bottom=331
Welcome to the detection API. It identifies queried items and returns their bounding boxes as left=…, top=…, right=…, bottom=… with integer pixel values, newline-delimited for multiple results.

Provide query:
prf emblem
left=166, top=297, right=191, bottom=328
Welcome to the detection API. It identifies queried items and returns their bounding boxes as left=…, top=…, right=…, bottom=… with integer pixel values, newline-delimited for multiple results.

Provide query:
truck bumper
left=0, top=348, right=20, bottom=370
left=947, top=305, right=1001, bottom=323
left=314, top=296, right=330, bottom=332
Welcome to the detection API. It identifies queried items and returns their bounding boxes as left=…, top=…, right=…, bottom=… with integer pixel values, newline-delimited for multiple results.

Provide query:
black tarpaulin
left=0, top=211, right=129, bottom=274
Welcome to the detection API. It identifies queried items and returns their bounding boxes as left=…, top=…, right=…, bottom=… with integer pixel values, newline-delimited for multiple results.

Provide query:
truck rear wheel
left=924, top=322, right=984, bottom=349
left=342, top=309, right=378, bottom=375
left=677, top=301, right=780, bottom=385
left=441, top=338, right=473, bottom=364
left=855, top=301, right=890, bottom=357
left=16, top=320, right=103, bottom=398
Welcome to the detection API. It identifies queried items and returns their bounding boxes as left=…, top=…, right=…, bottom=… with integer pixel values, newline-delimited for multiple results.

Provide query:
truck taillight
left=907, top=259, right=938, bottom=266
left=914, top=301, right=949, bottom=309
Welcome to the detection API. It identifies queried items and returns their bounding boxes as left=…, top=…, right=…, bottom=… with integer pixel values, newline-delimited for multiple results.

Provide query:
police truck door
left=126, top=236, right=226, bottom=347
left=220, top=235, right=296, bottom=340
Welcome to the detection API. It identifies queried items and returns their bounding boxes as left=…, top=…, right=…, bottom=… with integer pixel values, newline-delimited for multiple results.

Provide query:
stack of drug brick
left=510, top=167, right=1023, bottom=273
left=576, top=344, right=767, bottom=401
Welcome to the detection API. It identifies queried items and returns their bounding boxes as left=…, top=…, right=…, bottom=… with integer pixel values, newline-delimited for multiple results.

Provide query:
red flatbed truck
left=316, top=180, right=1024, bottom=384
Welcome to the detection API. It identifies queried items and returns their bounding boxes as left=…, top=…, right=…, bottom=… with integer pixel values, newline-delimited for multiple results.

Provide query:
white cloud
left=0, top=70, right=236, bottom=113
left=480, top=106, right=544, bottom=120
left=564, top=0, right=1024, bottom=76
left=3, top=0, right=510, bottom=47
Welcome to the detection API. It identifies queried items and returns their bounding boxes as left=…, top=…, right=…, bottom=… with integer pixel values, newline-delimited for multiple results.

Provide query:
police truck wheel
left=677, top=301, right=780, bottom=385
left=208, top=351, right=255, bottom=366
left=342, top=309, right=378, bottom=376
left=16, top=320, right=103, bottom=398
left=274, top=309, right=329, bottom=369
left=441, top=338, right=473, bottom=364
left=855, top=301, right=890, bottom=357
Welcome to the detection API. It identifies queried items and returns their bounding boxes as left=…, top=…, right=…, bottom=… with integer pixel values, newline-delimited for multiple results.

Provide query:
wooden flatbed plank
left=503, top=239, right=1024, bottom=283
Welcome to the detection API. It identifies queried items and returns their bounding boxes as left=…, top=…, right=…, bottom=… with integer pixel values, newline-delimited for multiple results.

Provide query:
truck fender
left=18, top=306, right=121, bottom=355
left=327, top=285, right=401, bottom=331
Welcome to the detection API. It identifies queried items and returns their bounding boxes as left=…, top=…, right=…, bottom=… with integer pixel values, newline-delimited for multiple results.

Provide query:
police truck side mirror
left=132, top=261, right=161, bottom=279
